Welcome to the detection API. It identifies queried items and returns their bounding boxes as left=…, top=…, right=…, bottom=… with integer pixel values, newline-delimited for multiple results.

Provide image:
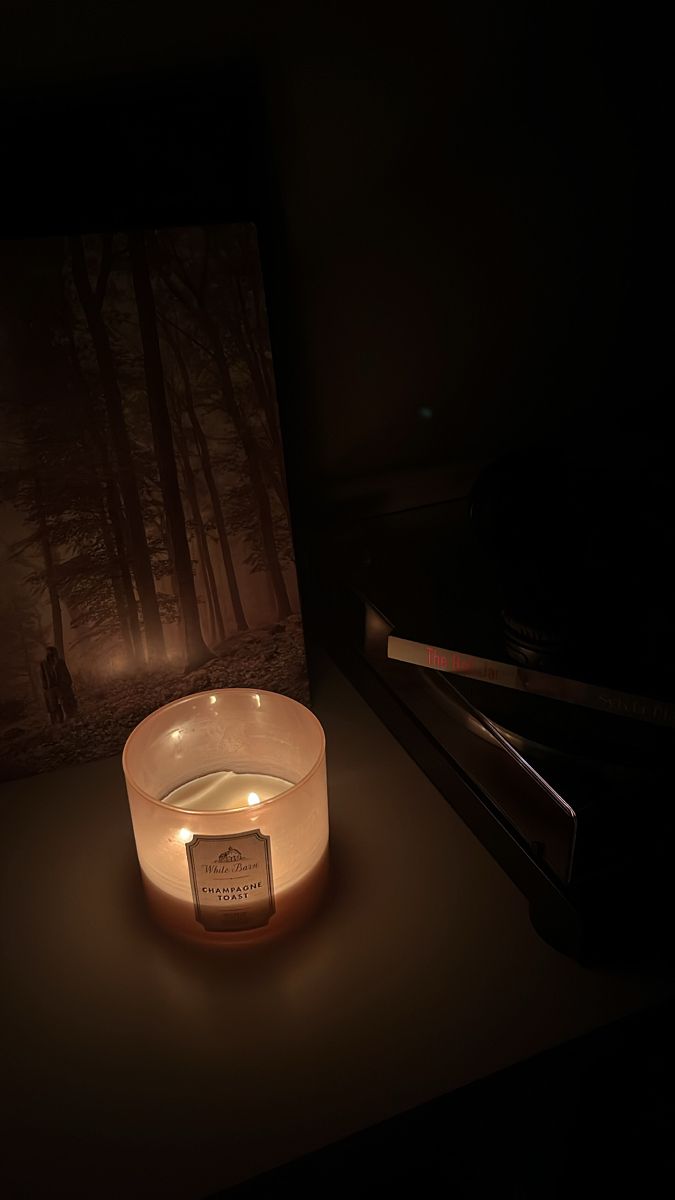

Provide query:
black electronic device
left=308, top=452, right=675, bottom=961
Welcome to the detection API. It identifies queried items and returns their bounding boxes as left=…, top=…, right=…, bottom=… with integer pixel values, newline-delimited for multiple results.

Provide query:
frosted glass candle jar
left=123, top=689, right=329, bottom=946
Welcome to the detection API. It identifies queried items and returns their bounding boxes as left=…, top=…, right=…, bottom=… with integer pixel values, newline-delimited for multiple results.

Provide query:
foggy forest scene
left=0, top=225, right=307, bottom=781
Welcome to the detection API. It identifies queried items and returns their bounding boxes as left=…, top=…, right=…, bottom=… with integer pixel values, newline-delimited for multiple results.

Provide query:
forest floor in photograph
left=0, top=616, right=308, bottom=782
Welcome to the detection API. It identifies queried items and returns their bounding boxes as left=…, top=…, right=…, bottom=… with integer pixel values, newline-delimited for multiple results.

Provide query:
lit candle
left=123, top=690, right=329, bottom=946
left=162, top=768, right=291, bottom=816
left=163, top=771, right=293, bottom=811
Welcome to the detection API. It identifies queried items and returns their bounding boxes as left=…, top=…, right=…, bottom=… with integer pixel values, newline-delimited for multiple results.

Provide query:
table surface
left=2, top=650, right=673, bottom=1199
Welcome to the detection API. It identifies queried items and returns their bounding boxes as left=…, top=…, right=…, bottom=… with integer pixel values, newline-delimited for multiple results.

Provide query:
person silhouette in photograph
left=40, top=646, right=77, bottom=725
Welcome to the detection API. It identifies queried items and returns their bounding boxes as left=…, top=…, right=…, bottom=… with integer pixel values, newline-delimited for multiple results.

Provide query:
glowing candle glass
left=122, top=688, right=329, bottom=946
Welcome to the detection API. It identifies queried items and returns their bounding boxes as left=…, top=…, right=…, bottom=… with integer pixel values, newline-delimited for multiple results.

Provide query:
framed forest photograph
left=0, top=224, right=308, bottom=781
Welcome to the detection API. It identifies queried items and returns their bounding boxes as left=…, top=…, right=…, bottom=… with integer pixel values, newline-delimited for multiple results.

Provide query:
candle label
left=185, top=830, right=275, bottom=931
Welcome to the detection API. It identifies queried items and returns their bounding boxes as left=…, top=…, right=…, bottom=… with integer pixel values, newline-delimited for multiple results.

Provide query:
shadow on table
left=211, top=994, right=675, bottom=1198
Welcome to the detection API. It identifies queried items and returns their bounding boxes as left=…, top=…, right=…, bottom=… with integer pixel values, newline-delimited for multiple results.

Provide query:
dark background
left=2, top=2, right=669, bottom=528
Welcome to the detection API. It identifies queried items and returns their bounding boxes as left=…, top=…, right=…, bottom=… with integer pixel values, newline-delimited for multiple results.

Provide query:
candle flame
left=177, top=827, right=193, bottom=843
left=247, top=792, right=261, bottom=806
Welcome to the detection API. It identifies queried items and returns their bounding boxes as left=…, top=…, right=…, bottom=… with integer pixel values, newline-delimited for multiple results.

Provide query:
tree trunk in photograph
left=232, top=287, right=275, bottom=430
left=128, top=229, right=212, bottom=670
left=33, top=476, right=65, bottom=660
left=238, top=227, right=278, bottom=405
left=157, top=509, right=182, bottom=640
left=203, top=553, right=218, bottom=643
left=218, top=229, right=280, bottom=443
left=217, top=260, right=290, bottom=522
left=227, top=300, right=291, bottom=522
left=164, top=326, right=248, bottom=633
left=233, top=272, right=283, bottom=447
left=66, top=328, right=143, bottom=669
left=69, top=236, right=166, bottom=666
left=171, top=406, right=226, bottom=645
left=261, top=455, right=292, bottom=523
left=11, top=598, right=40, bottom=704
left=231, top=235, right=291, bottom=521
left=197, top=535, right=217, bottom=644
left=253, top=318, right=277, bottom=409
left=189, top=529, right=217, bottom=645
left=206, top=319, right=292, bottom=621
left=105, top=481, right=145, bottom=665
left=94, top=494, right=135, bottom=666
